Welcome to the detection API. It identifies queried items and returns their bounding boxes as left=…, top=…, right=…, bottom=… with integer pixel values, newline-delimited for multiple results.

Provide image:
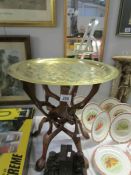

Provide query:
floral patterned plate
left=82, top=103, right=102, bottom=131
left=110, top=113, right=131, bottom=143
left=91, top=111, right=110, bottom=142
left=100, top=98, right=120, bottom=112
left=109, top=103, right=131, bottom=121
left=93, top=146, right=131, bottom=175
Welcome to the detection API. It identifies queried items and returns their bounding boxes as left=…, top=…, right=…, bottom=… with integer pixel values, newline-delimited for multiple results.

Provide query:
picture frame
left=0, top=0, right=56, bottom=27
left=116, top=0, right=131, bottom=36
left=0, top=36, right=34, bottom=105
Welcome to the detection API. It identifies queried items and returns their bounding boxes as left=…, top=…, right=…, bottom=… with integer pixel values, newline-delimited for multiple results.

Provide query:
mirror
left=64, top=0, right=110, bottom=60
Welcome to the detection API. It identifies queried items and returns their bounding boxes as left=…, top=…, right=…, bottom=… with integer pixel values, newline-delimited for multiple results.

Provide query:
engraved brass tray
left=8, top=58, right=119, bottom=85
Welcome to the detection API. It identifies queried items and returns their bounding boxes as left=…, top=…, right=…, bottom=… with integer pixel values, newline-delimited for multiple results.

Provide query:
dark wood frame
left=0, top=35, right=34, bottom=106
left=116, top=0, right=131, bottom=36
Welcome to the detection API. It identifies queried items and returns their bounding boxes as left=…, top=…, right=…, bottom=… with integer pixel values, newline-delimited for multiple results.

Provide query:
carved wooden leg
left=31, top=117, right=48, bottom=137
left=35, top=126, right=63, bottom=171
left=73, top=134, right=89, bottom=167
left=62, top=124, right=89, bottom=170
left=73, top=134, right=89, bottom=170
left=67, top=132, right=88, bottom=175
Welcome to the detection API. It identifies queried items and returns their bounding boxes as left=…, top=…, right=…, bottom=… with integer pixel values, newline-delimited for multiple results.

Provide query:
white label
left=77, top=134, right=81, bottom=137
left=60, top=95, right=71, bottom=102
left=6, top=135, right=15, bottom=141
left=125, top=27, right=131, bottom=33
left=67, top=8, right=74, bottom=15
left=67, top=152, right=71, bottom=157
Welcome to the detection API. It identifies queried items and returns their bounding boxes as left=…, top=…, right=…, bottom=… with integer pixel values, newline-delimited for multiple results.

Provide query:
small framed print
left=116, top=0, right=131, bottom=36
left=0, top=36, right=34, bottom=105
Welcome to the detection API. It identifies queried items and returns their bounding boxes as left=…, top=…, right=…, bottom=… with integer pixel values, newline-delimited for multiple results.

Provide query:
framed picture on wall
left=0, top=36, right=34, bottom=105
left=0, top=0, right=56, bottom=27
left=116, top=0, right=131, bottom=36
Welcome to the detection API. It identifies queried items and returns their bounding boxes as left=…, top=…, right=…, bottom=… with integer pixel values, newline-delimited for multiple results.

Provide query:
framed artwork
left=0, top=36, right=34, bottom=105
left=116, top=0, right=131, bottom=36
left=0, top=0, right=56, bottom=27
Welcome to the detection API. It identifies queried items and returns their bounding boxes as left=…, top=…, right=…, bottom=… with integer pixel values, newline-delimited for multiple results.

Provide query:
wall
left=103, top=0, right=131, bottom=104
left=0, top=0, right=130, bottom=104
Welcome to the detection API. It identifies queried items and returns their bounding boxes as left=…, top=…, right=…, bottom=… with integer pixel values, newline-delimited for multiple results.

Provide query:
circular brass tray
left=8, top=58, right=119, bottom=86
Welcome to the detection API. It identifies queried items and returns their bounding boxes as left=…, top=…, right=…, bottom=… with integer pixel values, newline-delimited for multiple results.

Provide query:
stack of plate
left=80, top=98, right=131, bottom=143
left=100, top=98, right=131, bottom=144
left=81, top=101, right=110, bottom=142
left=80, top=98, right=131, bottom=174
left=100, top=98, right=120, bottom=113
left=109, top=103, right=131, bottom=121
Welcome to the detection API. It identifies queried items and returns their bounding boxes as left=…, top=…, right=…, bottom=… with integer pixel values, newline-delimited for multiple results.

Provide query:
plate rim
left=68, top=95, right=84, bottom=107
left=109, top=103, right=131, bottom=121
left=91, top=111, right=111, bottom=143
left=110, top=112, right=131, bottom=144
left=74, top=95, right=85, bottom=105
left=127, top=141, right=131, bottom=148
left=92, top=145, right=131, bottom=175
left=100, top=98, right=120, bottom=112
left=81, top=102, right=102, bottom=132
left=127, top=141, right=131, bottom=155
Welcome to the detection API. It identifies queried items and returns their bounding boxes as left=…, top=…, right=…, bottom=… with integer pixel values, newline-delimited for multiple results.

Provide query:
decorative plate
left=100, top=98, right=120, bottom=113
left=110, top=113, right=131, bottom=143
left=91, top=111, right=110, bottom=142
left=109, top=103, right=131, bottom=121
left=93, top=146, right=131, bottom=175
left=82, top=103, right=102, bottom=131
left=74, top=96, right=84, bottom=120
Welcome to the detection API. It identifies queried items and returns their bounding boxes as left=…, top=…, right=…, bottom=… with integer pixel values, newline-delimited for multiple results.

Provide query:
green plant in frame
left=0, top=36, right=34, bottom=105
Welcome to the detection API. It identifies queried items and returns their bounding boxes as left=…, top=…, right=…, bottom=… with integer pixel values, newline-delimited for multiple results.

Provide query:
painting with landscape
left=0, top=0, right=55, bottom=26
left=0, top=36, right=33, bottom=105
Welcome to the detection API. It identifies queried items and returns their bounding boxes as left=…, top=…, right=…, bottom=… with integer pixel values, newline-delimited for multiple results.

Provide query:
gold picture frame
left=0, top=0, right=56, bottom=27
left=0, top=36, right=35, bottom=106
left=64, top=0, right=110, bottom=60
